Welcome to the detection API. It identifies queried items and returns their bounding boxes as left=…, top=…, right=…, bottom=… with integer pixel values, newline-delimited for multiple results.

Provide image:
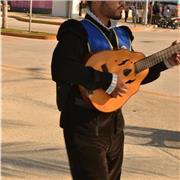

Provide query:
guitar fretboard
left=135, top=43, right=180, bottom=73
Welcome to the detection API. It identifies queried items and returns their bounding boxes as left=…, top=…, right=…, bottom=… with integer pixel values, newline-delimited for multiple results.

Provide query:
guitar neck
left=135, top=43, right=180, bottom=73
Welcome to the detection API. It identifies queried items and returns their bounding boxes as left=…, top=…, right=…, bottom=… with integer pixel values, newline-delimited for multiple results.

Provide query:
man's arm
left=51, top=19, right=112, bottom=91
left=110, top=42, right=180, bottom=97
left=142, top=41, right=180, bottom=84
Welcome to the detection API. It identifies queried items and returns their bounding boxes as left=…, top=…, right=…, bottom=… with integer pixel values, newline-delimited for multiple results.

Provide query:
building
left=8, top=0, right=80, bottom=18
left=8, top=0, right=180, bottom=20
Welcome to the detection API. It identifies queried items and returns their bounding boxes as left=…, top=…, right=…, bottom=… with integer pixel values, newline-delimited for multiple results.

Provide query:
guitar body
left=80, top=49, right=149, bottom=112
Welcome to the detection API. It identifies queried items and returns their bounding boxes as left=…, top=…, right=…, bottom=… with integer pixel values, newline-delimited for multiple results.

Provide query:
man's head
left=87, top=1, right=124, bottom=21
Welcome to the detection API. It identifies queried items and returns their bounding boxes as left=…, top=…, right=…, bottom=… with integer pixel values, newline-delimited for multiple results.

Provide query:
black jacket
left=51, top=15, right=167, bottom=129
left=52, top=15, right=167, bottom=89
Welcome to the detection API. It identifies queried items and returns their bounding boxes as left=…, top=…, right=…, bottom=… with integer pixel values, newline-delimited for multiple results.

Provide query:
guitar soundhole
left=125, top=79, right=135, bottom=84
left=123, top=69, right=132, bottom=76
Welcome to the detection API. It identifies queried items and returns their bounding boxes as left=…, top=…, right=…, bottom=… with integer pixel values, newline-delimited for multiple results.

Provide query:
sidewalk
left=9, top=11, right=156, bottom=31
left=4, top=12, right=156, bottom=39
left=8, top=12, right=66, bottom=25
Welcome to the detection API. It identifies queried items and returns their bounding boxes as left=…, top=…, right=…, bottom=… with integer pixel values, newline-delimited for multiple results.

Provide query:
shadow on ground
left=1, top=141, right=70, bottom=178
left=2, top=125, right=179, bottom=178
left=125, top=125, right=180, bottom=149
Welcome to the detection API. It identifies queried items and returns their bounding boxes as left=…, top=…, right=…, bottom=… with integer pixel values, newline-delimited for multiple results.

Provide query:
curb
left=5, top=14, right=157, bottom=39
left=131, top=26, right=155, bottom=32
left=9, top=15, right=63, bottom=26
left=4, top=14, right=60, bottom=40
left=1, top=31, right=56, bottom=40
left=9, top=14, right=155, bottom=32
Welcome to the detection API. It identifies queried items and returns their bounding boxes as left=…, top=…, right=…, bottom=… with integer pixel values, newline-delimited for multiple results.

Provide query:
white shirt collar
left=86, top=9, right=117, bottom=31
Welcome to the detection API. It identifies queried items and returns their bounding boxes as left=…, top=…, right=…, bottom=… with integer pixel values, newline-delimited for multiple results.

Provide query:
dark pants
left=125, top=12, right=128, bottom=22
left=64, top=129, right=124, bottom=180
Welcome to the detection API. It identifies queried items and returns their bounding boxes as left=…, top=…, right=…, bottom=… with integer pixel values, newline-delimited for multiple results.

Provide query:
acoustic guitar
left=79, top=43, right=180, bottom=112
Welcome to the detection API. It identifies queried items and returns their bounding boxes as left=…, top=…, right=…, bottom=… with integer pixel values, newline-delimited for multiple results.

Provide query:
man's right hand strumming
left=111, top=74, right=128, bottom=98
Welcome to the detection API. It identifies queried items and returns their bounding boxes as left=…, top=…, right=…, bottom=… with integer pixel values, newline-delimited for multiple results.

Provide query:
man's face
left=99, top=1, right=124, bottom=20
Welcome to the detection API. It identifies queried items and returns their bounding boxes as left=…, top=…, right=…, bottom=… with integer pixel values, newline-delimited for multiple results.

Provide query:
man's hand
left=167, top=41, right=180, bottom=66
left=111, top=74, right=127, bottom=97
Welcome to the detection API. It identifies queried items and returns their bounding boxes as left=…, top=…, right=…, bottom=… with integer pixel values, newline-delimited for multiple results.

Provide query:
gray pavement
left=1, top=13, right=180, bottom=180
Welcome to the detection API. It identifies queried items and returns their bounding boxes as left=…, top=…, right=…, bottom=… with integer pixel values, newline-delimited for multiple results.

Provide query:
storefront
left=8, top=0, right=80, bottom=18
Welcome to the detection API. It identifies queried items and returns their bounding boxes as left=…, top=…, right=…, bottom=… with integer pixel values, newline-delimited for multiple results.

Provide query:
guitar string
left=135, top=43, right=180, bottom=73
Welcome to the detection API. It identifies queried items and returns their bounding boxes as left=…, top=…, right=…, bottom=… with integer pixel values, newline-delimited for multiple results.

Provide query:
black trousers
left=63, top=129, right=124, bottom=180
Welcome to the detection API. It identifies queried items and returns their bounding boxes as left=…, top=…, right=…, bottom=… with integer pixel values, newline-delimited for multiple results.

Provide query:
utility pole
left=29, top=0, right=32, bottom=32
left=144, top=0, right=149, bottom=25
left=67, top=1, right=72, bottom=18
left=2, top=0, right=8, bottom=29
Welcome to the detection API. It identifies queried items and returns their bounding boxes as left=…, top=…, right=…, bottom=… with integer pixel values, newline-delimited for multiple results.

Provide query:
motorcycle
left=158, top=17, right=179, bottom=29
left=157, top=17, right=168, bottom=28
left=168, top=17, right=179, bottom=29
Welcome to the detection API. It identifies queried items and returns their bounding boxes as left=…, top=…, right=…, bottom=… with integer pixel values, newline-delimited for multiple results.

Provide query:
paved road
left=1, top=29, right=180, bottom=179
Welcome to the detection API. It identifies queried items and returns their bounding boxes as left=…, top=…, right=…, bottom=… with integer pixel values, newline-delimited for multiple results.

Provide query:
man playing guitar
left=51, top=1, right=180, bottom=179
